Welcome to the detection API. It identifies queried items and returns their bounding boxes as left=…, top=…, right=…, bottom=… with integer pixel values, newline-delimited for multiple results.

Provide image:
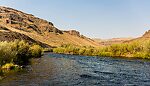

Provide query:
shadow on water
left=1, top=52, right=150, bottom=86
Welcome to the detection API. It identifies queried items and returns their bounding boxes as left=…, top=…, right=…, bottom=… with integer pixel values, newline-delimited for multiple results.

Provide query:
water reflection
left=0, top=53, right=150, bottom=86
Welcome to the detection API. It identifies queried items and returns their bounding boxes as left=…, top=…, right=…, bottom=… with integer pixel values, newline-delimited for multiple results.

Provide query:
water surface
left=1, top=53, right=150, bottom=86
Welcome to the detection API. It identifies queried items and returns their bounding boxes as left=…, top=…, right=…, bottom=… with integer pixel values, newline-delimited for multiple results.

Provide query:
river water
left=1, top=53, right=150, bottom=86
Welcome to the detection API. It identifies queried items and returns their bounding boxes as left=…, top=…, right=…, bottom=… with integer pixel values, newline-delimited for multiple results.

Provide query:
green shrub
left=29, top=45, right=43, bottom=58
left=53, top=47, right=65, bottom=54
left=98, top=52, right=112, bottom=57
left=52, top=40, right=150, bottom=59
left=83, top=48, right=94, bottom=56
left=1, top=63, right=20, bottom=70
left=0, top=41, right=17, bottom=65
left=78, top=48, right=86, bottom=55
left=13, top=40, right=30, bottom=65
left=43, top=48, right=53, bottom=52
left=0, top=40, right=42, bottom=66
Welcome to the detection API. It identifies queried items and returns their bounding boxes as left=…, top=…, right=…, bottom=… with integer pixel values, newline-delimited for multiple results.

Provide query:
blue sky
left=0, top=0, right=150, bottom=39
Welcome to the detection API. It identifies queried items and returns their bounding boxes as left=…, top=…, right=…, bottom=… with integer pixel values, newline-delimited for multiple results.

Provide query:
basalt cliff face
left=0, top=6, right=99, bottom=47
left=0, top=6, right=63, bottom=34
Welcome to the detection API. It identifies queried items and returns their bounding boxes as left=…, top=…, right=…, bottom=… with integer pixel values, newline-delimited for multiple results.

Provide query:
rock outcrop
left=64, top=30, right=80, bottom=37
left=0, top=6, right=100, bottom=47
left=0, top=6, right=62, bottom=34
left=142, top=30, right=150, bottom=38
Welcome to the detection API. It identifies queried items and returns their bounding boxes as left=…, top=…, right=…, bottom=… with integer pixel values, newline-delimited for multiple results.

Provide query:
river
left=1, top=53, right=150, bottom=86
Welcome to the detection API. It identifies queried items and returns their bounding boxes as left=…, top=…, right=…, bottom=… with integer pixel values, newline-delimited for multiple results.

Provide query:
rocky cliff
left=0, top=6, right=99, bottom=47
left=64, top=30, right=80, bottom=37
left=0, top=6, right=62, bottom=34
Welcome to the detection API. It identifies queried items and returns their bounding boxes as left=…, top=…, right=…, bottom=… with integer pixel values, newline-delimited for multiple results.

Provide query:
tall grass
left=0, top=40, right=43, bottom=66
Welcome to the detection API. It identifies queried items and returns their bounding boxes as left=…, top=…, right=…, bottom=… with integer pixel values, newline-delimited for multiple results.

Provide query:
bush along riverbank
left=53, top=40, right=150, bottom=59
left=0, top=40, right=43, bottom=72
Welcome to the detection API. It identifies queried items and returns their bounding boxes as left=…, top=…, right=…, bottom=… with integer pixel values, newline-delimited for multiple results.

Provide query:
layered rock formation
left=0, top=6, right=62, bottom=34
left=0, top=6, right=100, bottom=47
left=64, top=30, right=80, bottom=37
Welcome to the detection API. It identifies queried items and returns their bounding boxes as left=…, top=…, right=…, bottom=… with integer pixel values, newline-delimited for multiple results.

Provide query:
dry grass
left=0, top=22, right=100, bottom=47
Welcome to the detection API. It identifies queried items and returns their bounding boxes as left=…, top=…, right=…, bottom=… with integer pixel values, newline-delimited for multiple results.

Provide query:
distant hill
left=142, top=30, right=150, bottom=38
left=94, top=30, right=150, bottom=45
left=125, top=30, right=150, bottom=43
left=93, top=37, right=133, bottom=46
left=0, top=6, right=99, bottom=47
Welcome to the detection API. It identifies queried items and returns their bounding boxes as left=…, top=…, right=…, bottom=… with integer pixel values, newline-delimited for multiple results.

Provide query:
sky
left=0, top=0, right=150, bottom=39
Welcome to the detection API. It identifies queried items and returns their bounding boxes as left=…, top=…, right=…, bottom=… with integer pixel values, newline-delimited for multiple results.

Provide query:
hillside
left=0, top=31, right=50, bottom=48
left=0, top=6, right=99, bottom=47
left=125, top=30, right=150, bottom=43
left=94, top=38, right=133, bottom=46
left=142, top=30, right=150, bottom=38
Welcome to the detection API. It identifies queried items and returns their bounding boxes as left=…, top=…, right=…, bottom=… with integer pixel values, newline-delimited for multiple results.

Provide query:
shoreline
left=47, top=51, right=150, bottom=61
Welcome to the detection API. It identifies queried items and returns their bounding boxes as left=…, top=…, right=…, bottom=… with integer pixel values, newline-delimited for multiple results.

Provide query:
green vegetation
left=43, top=48, right=53, bottom=52
left=0, top=40, right=43, bottom=78
left=0, top=40, right=43, bottom=68
left=53, top=40, right=150, bottom=59
left=29, top=45, right=42, bottom=58
left=1, top=63, right=20, bottom=70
